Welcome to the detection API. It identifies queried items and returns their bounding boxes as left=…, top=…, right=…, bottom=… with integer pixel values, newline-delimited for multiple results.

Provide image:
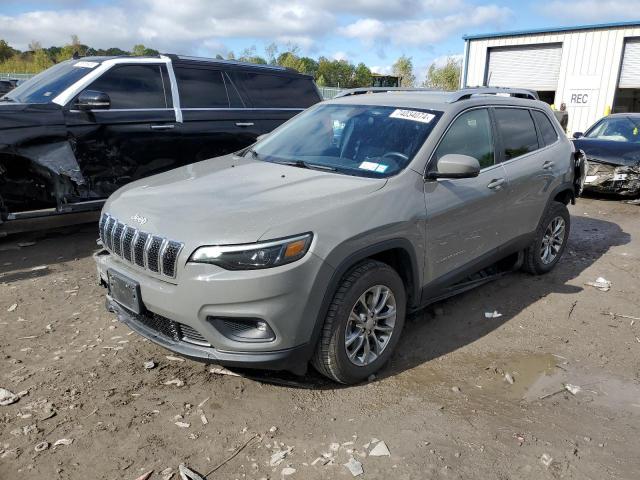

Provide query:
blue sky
left=0, top=0, right=637, bottom=81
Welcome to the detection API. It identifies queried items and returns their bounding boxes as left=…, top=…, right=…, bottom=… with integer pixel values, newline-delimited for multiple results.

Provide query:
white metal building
left=461, top=21, right=640, bottom=134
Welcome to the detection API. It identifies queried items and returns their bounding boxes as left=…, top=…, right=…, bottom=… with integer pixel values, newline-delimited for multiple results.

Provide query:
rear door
left=174, top=65, right=262, bottom=160
left=424, top=108, right=510, bottom=283
left=231, top=70, right=320, bottom=133
left=496, top=107, right=560, bottom=240
left=64, top=63, right=180, bottom=198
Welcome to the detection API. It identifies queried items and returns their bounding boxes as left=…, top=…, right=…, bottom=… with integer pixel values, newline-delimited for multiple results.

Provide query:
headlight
left=189, top=233, right=313, bottom=270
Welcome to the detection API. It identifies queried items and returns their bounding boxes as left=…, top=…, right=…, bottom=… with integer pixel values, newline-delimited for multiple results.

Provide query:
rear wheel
left=522, top=201, right=570, bottom=275
left=312, top=260, right=406, bottom=384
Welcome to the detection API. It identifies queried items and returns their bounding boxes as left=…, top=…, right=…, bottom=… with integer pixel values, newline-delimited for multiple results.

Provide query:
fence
left=0, top=73, right=36, bottom=81
left=318, top=86, right=345, bottom=99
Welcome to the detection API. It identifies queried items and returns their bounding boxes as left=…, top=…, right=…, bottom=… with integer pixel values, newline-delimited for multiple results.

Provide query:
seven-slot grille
left=99, top=213, right=184, bottom=279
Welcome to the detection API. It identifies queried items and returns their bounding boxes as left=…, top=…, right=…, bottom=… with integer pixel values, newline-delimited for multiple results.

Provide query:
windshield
left=3, top=60, right=98, bottom=104
left=247, top=103, right=442, bottom=177
left=585, top=116, right=640, bottom=143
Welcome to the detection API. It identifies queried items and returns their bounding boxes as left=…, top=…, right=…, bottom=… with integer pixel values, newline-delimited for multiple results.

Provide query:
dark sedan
left=573, top=114, right=640, bottom=196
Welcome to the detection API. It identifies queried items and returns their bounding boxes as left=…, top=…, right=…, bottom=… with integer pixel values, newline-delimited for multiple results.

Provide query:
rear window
left=532, top=110, right=559, bottom=146
left=494, top=108, right=539, bottom=160
left=175, top=67, right=229, bottom=108
left=234, top=72, right=320, bottom=108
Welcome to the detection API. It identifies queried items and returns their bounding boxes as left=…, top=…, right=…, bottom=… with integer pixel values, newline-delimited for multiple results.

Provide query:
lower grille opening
left=136, top=311, right=211, bottom=347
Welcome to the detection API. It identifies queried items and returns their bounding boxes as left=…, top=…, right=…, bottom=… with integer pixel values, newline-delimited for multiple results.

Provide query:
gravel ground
left=1, top=197, right=639, bottom=480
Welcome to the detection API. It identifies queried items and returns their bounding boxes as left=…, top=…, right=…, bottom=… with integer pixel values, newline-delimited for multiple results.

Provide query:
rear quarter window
left=174, top=67, right=229, bottom=108
left=532, top=110, right=559, bottom=146
left=234, top=72, right=320, bottom=108
left=494, top=108, right=539, bottom=160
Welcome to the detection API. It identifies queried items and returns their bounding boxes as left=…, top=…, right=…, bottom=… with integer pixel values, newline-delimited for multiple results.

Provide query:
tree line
left=0, top=36, right=461, bottom=90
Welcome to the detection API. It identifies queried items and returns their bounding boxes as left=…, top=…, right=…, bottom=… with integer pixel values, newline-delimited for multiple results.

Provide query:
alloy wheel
left=540, top=216, right=566, bottom=264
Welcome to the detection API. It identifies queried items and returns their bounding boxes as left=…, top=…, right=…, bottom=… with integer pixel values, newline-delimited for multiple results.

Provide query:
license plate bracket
left=108, top=269, right=143, bottom=314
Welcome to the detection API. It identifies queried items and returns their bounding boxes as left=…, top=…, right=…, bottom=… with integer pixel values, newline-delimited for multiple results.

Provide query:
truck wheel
left=312, top=260, right=406, bottom=384
left=522, top=201, right=570, bottom=275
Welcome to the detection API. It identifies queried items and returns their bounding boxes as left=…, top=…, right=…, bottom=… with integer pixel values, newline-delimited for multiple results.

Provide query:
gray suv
left=95, top=87, right=584, bottom=384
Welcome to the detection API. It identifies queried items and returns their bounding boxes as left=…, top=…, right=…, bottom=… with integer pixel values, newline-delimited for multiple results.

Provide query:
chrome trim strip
left=130, top=229, right=140, bottom=264
left=161, top=54, right=183, bottom=123
left=142, top=233, right=153, bottom=270
left=158, top=239, right=169, bottom=276
left=120, top=225, right=128, bottom=257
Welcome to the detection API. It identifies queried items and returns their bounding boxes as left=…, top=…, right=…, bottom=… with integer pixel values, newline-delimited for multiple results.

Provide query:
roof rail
left=334, top=87, right=437, bottom=98
left=168, top=54, right=295, bottom=72
left=449, top=87, right=539, bottom=102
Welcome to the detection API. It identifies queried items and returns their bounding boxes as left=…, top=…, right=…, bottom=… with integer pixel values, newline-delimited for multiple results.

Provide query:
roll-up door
left=486, top=44, right=562, bottom=90
left=619, top=39, right=640, bottom=88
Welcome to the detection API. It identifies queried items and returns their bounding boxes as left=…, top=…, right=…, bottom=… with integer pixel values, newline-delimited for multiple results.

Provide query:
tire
left=311, top=259, right=406, bottom=384
left=522, top=201, right=570, bottom=275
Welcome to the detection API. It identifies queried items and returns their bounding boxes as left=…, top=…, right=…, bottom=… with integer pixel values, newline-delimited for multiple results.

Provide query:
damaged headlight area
left=189, top=233, right=313, bottom=270
left=583, top=160, right=640, bottom=196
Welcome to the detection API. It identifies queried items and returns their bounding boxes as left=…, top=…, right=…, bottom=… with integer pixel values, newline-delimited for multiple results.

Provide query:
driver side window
left=435, top=109, right=495, bottom=168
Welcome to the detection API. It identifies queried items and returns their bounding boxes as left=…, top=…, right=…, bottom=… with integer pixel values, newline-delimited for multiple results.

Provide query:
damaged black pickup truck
left=0, top=55, right=321, bottom=235
left=573, top=113, right=640, bottom=196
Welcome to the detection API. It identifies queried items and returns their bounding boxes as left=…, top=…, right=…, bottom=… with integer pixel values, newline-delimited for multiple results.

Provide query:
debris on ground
left=369, top=440, right=390, bottom=457
left=31, top=265, right=48, bottom=271
left=160, top=467, right=174, bottom=480
left=565, top=384, right=582, bottom=395
left=209, top=365, right=240, bottom=377
left=143, top=361, right=156, bottom=370
left=199, top=412, right=208, bottom=425
left=281, top=467, right=296, bottom=476
left=17, top=241, right=36, bottom=248
left=164, top=379, right=184, bottom=387
left=451, top=386, right=461, bottom=393
left=484, top=310, right=503, bottom=319
left=165, top=355, right=185, bottom=362
left=504, top=373, right=515, bottom=385
left=53, top=438, right=73, bottom=447
left=134, top=471, right=153, bottom=480
left=7, top=303, right=17, bottom=312
left=344, top=457, right=364, bottom=476
left=270, top=447, right=293, bottom=466
left=34, top=441, right=49, bottom=452
left=0, top=388, right=19, bottom=406
left=178, top=464, right=205, bottom=480
left=175, top=421, right=190, bottom=428
left=269, top=426, right=278, bottom=433
left=585, top=277, right=612, bottom=292
left=540, top=453, right=553, bottom=467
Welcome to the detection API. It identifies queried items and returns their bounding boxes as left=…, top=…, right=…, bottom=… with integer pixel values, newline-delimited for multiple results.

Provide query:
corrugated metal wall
left=464, top=26, right=640, bottom=134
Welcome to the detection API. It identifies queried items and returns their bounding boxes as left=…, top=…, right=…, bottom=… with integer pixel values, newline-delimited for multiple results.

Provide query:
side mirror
left=77, top=90, right=110, bottom=111
left=572, top=132, right=584, bottom=139
left=427, top=154, right=480, bottom=179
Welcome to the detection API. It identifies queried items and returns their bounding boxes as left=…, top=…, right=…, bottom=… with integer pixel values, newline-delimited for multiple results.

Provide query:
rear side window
left=435, top=108, right=495, bottom=168
left=175, top=67, right=229, bottom=108
left=234, top=72, right=319, bottom=108
left=494, top=108, right=539, bottom=160
left=532, top=110, right=559, bottom=146
left=88, top=64, right=167, bottom=109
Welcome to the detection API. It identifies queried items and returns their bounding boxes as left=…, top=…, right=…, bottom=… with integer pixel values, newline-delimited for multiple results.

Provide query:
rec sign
left=568, top=89, right=597, bottom=107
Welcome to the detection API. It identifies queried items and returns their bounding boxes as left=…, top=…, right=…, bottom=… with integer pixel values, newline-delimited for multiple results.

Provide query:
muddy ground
left=1, top=197, right=639, bottom=480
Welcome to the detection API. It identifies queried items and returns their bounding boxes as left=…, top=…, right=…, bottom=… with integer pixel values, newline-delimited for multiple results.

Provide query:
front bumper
left=95, top=248, right=335, bottom=373
left=583, top=161, right=640, bottom=196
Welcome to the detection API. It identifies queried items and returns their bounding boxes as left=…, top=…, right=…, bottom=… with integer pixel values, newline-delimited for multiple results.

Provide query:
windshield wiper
left=273, top=159, right=337, bottom=172
left=0, top=96, right=15, bottom=102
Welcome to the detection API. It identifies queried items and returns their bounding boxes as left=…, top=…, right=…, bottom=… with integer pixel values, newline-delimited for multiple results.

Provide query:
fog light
left=207, top=317, right=275, bottom=342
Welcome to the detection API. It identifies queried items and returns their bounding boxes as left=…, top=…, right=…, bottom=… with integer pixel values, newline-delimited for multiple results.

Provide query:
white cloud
left=540, top=1, right=640, bottom=22
left=370, top=65, right=393, bottom=75
left=341, top=4, right=512, bottom=46
left=333, top=51, right=349, bottom=61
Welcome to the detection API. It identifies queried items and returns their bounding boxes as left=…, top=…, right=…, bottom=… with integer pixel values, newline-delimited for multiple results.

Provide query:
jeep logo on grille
left=130, top=214, right=148, bottom=225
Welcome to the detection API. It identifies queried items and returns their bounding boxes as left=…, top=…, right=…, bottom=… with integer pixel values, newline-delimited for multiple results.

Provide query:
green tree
left=353, top=62, right=373, bottom=87
left=316, top=57, right=355, bottom=87
left=392, top=55, right=415, bottom=87
left=132, top=44, right=159, bottom=56
left=238, top=46, right=267, bottom=64
left=316, top=74, right=327, bottom=87
left=0, top=39, right=16, bottom=62
left=297, top=56, right=318, bottom=77
left=423, top=56, right=461, bottom=90
left=265, top=42, right=278, bottom=64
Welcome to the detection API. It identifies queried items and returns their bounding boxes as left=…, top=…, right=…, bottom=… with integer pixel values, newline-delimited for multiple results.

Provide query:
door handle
left=542, top=161, right=555, bottom=170
left=487, top=178, right=506, bottom=190
left=150, top=124, right=175, bottom=130
left=235, top=122, right=255, bottom=127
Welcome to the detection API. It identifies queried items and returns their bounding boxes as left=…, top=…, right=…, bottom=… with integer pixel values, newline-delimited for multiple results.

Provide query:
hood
left=573, top=138, right=640, bottom=166
left=104, top=154, right=387, bottom=245
left=0, top=102, right=64, bottom=130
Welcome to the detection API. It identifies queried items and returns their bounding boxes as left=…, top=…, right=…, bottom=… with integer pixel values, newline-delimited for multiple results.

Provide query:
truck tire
left=522, top=201, right=570, bottom=275
left=312, top=259, right=406, bottom=384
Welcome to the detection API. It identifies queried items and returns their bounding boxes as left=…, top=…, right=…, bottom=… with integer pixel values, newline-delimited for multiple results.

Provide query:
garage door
left=619, top=39, right=640, bottom=88
left=486, top=44, right=562, bottom=90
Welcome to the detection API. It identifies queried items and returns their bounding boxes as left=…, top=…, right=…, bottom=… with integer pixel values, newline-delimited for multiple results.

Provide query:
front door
left=64, top=63, right=181, bottom=200
left=424, top=108, right=510, bottom=285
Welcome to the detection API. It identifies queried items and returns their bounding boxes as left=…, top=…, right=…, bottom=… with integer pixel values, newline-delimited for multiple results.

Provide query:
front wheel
left=312, top=260, right=406, bottom=384
left=522, top=201, right=570, bottom=275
